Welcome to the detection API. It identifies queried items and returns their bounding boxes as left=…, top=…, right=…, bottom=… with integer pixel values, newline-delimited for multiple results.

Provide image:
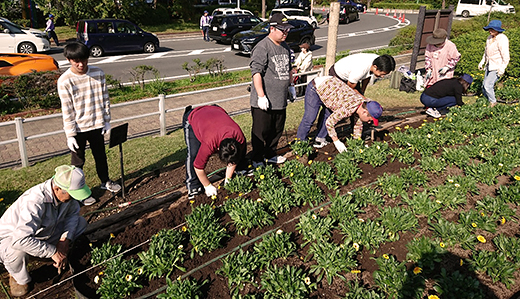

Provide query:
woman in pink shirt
left=424, top=28, right=460, bottom=88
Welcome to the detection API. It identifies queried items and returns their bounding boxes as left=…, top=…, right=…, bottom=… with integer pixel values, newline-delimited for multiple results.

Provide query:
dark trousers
left=251, top=107, right=286, bottom=162
left=420, top=93, right=457, bottom=111
left=182, top=106, right=202, bottom=192
left=47, top=30, right=59, bottom=46
left=202, top=26, right=210, bottom=41
left=71, top=128, right=109, bottom=183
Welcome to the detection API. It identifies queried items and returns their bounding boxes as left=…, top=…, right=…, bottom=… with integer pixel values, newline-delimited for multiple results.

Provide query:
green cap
left=53, top=165, right=92, bottom=201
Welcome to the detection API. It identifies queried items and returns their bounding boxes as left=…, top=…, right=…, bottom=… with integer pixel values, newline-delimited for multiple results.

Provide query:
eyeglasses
left=275, top=27, right=290, bottom=33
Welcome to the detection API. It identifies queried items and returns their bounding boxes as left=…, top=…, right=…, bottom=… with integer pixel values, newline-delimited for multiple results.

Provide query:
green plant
left=377, top=206, right=418, bottom=241
left=339, top=218, right=387, bottom=254
left=344, top=280, right=384, bottom=299
left=137, top=228, right=186, bottom=280
left=433, top=268, right=485, bottom=299
left=429, top=217, right=476, bottom=250
left=224, top=175, right=253, bottom=194
left=420, top=156, right=446, bottom=172
left=360, top=142, right=390, bottom=167
left=280, top=159, right=312, bottom=182
left=389, top=147, right=416, bottom=164
left=223, top=197, right=274, bottom=235
left=493, top=235, right=520, bottom=263
left=400, top=168, right=429, bottom=187
left=372, top=254, right=423, bottom=298
left=468, top=250, right=517, bottom=288
left=185, top=203, right=228, bottom=258
left=327, top=190, right=363, bottom=224
left=90, top=234, right=123, bottom=266
left=254, top=230, right=297, bottom=265
left=401, top=191, right=442, bottom=219
left=290, top=139, right=315, bottom=157
left=259, top=184, right=298, bottom=215
left=310, top=161, right=338, bottom=190
left=376, top=173, right=407, bottom=199
left=463, top=161, right=500, bottom=185
left=432, top=184, right=467, bottom=210
left=333, top=152, right=362, bottom=185
left=260, top=265, right=316, bottom=299
left=405, top=236, right=447, bottom=272
left=459, top=209, right=497, bottom=233
left=95, top=258, right=143, bottom=299
left=351, top=187, right=384, bottom=207
left=217, top=249, right=261, bottom=297
left=295, top=212, right=333, bottom=246
left=475, top=195, right=516, bottom=219
left=441, top=147, right=470, bottom=168
left=130, top=65, right=159, bottom=90
left=182, top=58, right=205, bottom=82
left=291, top=177, right=324, bottom=208
left=157, top=277, right=207, bottom=299
left=307, top=240, right=357, bottom=285
left=204, top=57, right=226, bottom=77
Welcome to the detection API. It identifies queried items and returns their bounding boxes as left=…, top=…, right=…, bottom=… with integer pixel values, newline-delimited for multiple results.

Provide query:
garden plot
left=8, top=100, right=520, bottom=299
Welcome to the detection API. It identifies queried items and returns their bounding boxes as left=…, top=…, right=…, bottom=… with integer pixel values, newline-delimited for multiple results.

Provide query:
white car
left=270, top=8, right=318, bottom=28
left=455, top=0, right=515, bottom=17
left=212, top=8, right=253, bottom=16
left=0, top=17, right=51, bottom=54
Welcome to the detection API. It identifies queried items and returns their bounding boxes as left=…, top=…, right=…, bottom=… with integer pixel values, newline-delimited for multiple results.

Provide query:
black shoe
left=188, top=187, right=203, bottom=199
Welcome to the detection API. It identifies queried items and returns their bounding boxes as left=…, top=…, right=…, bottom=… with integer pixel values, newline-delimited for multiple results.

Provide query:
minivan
left=455, top=0, right=515, bottom=17
left=76, top=19, right=160, bottom=57
left=208, top=14, right=262, bottom=44
left=0, top=17, right=51, bottom=54
left=270, top=8, right=318, bottom=28
left=212, top=8, right=253, bottom=16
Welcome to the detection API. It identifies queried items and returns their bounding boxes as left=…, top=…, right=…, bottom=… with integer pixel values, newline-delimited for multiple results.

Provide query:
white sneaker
left=426, top=108, right=441, bottom=118
left=313, top=140, right=329, bottom=148
left=266, top=155, right=286, bottom=164
left=82, top=196, right=96, bottom=206
left=101, top=180, right=121, bottom=193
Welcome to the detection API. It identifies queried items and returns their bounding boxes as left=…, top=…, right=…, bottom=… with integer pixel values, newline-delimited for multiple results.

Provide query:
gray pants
left=0, top=217, right=87, bottom=284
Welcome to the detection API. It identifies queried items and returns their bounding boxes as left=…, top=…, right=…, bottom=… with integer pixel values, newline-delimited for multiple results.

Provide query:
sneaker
left=82, top=196, right=96, bottom=206
left=101, top=180, right=121, bottom=193
left=266, top=155, right=286, bottom=164
left=9, top=275, right=29, bottom=297
left=313, top=140, right=329, bottom=148
left=188, top=187, right=203, bottom=199
left=425, top=108, right=441, bottom=118
left=252, top=160, right=265, bottom=169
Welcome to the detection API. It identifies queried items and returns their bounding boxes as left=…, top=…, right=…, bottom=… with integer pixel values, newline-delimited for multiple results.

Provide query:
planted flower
left=307, top=240, right=358, bottom=285
left=223, top=197, right=274, bottom=235
left=216, top=249, right=261, bottom=297
left=157, top=277, right=207, bottom=299
left=185, top=203, right=228, bottom=258
left=224, top=175, right=253, bottom=194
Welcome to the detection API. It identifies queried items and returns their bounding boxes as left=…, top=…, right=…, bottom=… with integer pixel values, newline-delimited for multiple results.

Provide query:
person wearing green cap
left=0, top=165, right=90, bottom=297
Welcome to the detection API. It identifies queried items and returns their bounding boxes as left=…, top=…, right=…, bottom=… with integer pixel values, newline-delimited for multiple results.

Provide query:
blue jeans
left=482, top=67, right=499, bottom=104
left=420, top=93, right=457, bottom=111
left=182, top=106, right=202, bottom=192
left=296, top=81, right=331, bottom=141
left=202, top=26, right=210, bottom=41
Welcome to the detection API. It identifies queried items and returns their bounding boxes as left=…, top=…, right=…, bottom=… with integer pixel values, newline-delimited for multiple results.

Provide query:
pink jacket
left=424, top=40, right=460, bottom=87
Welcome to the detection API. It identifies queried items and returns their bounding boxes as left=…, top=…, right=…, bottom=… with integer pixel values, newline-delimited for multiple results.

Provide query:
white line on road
left=97, top=55, right=125, bottom=64
left=148, top=52, right=169, bottom=59
left=189, top=50, right=204, bottom=55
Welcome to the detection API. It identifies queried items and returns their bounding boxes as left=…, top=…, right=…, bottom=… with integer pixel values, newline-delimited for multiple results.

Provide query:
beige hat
left=426, top=28, right=447, bottom=45
left=53, top=165, right=92, bottom=200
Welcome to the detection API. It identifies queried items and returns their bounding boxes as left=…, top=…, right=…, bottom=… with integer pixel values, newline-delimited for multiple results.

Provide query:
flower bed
left=19, top=100, right=520, bottom=298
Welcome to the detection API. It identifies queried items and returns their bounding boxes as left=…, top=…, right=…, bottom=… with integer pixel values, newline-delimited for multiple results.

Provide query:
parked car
left=76, top=19, right=160, bottom=57
left=340, top=0, right=366, bottom=12
left=327, top=5, right=359, bottom=24
left=208, top=14, right=263, bottom=44
left=455, top=0, right=515, bottom=17
left=0, top=53, right=58, bottom=76
left=231, top=19, right=315, bottom=55
left=275, top=0, right=311, bottom=10
left=0, top=17, right=51, bottom=54
left=270, top=8, right=318, bottom=28
left=212, top=8, right=253, bottom=16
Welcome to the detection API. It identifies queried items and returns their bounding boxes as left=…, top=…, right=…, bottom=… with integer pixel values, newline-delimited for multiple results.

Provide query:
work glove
left=288, top=85, right=297, bottom=102
left=258, top=96, right=269, bottom=111
left=497, top=70, right=504, bottom=77
left=438, top=66, right=450, bottom=75
left=204, top=184, right=218, bottom=197
left=224, top=178, right=230, bottom=185
left=67, top=137, right=79, bottom=153
left=333, top=140, right=347, bottom=153
left=101, top=122, right=111, bottom=135
left=478, top=61, right=484, bottom=71
left=425, top=69, right=432, bottom=81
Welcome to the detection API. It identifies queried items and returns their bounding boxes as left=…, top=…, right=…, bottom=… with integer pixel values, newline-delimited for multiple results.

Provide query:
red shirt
left=188, top=106, right=246, bottom=169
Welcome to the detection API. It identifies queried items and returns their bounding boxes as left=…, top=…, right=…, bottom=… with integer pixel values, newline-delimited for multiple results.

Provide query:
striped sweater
left=58, top=66, right=111, bottom=138
left=315, top=76, right=365, bottom=140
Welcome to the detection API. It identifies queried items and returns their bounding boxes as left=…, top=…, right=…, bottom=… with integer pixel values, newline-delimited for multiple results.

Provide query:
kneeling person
left=420, top=74, right=473, bottom=118
left=0, top=165, right=91, bottom=297
left=183, top=105, right=246, bottom=199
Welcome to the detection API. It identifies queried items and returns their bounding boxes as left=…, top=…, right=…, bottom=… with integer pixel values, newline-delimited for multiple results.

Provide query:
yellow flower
left=304, top=277, right=311, bottom=285
left=514, top=175, right=520, bottom=181
left=413, top=267, right=422, bottom=274
left=382, top=254, right=389, bottom=259
left=480, top=212, right=485, bottom=217
left=308, top=160, right=313, bottom=165
left=94, top=275, right=100, bottom=284
left=460, top=259, right=464, bottom=266
left=471, top=223, right=477, bottom=228
left=178, top=245, right=183, bottom=250
left=353, top=243, right=360, bottom=251
left=0, top=198, right=3, bottom=202
left=477, top=235, right=486, bottom=243
left=501, top=217, right=506, bottom=225
left=238, top=193, right=243, bottom=197
left=396, top=126, right=401, bottom=130
left=276, top=229, right=283, bottom=234
left=260, top=174, right=265, bottom=180
left=290, top=173, right=294, bottom=177
left=428, top=295, right=440, bottom=299
left=296, top=156, right=300, bottom=159
left=110, top=233, right=115, bottom=238
left=182, top=226, right=187, bottom=232
left=257, top=198, right=262, bottom=202
left=177, top=276, right=182, bottom=281
left=218, top=185, right=221, bottom=189
left=99, top=271, right=104, bottom=275
left=312, top=214, right=317, bottom=220
left=328, top=157, right=332, bottom=160
left=125, top=274, right=133, bottom=281
left=351, top=269, right=361, bottom=274
left=211, top=195, right=217, bottom=200
left=137, top=268, right=144, bottom=275
left=190, top=200, right=195, bottom=204
left=439, top=242, right=445, bottom=248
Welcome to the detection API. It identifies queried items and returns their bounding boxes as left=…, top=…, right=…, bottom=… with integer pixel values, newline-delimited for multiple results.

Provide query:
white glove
left=258, top=96, right=269, bottom=111
left=438, top=67, right=450, bottom=75
left=204, top=184, right=218, bottom=197
left=67, top=137, right=79, bottom=153
left=425, top=69, right=432, bottom=81
left=288, top=86, right=296, bottom=102
left=497, top=70, right=504, bottom=77
left=333, top=140, right=347, bottom=153
left=478, top=61, right=484, bottom=71
left=101, top=122, right=111, bottom=135
left=224, top=178, right=230, bottom=185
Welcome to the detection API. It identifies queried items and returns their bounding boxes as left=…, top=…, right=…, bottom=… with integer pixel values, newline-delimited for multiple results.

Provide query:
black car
left=327, top=5, right=359, bottom=24
left=208, top=14, right=262, bottom=44
left=275, top=0, right=310, bottom=10
left=231, top=19, right=315, bottom=55
left=340, top=0, right=366, bottom=12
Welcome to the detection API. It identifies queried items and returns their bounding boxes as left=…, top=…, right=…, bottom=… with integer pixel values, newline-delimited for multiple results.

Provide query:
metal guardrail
left=0, top=68, right=323, bottom=168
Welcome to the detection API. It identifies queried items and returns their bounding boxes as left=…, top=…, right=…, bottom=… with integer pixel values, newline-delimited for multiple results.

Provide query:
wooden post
left=325, top=2, right=340, bottom=74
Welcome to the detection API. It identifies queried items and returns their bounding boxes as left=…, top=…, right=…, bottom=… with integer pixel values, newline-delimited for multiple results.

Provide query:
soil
left=2, top=106, right=520, bottom=299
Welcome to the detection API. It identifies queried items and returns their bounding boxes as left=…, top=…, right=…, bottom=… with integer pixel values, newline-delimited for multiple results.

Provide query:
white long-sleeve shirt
left=480, top=33, right=510, bottom=74
left=294, top=50, right=313, bottom=72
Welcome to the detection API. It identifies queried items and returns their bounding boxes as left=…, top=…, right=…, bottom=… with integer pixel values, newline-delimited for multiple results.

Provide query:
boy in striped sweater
left=57, top=42, right=121, bottom=201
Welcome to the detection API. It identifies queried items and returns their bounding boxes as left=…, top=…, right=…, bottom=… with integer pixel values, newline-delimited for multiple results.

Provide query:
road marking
left=189, top=50, right=204, bottom=55
left=97, top=56, right=125, bottom=64
left=148, top=52, right=169, bottom=59
left=224, top=47, right=232, bottom=52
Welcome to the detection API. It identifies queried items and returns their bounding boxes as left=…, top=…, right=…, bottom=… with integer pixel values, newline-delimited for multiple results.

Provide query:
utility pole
left=262, top=0, right=266, bottom=19
left=325, top=2, right=340, bottom=72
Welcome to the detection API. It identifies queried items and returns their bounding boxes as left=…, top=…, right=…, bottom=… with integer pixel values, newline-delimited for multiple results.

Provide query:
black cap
left=269, top=13, right=294, bottom=30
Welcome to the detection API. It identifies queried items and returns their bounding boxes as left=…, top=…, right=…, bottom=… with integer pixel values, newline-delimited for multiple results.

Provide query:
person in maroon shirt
left=182, top=105, right=246, bottom=199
